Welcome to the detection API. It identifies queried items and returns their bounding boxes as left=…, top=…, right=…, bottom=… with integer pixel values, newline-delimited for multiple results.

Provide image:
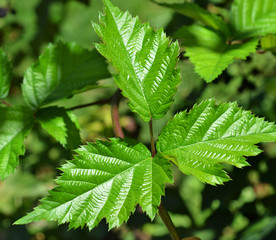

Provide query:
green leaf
left=231, top=0, right=276, bottom=39
left=22, top=41, right=110, bottom=110
left=156, top=99, right=276, bottom=185
left=15, top=138, right=173, bottom=229
left=176, top=24, right=258, bottom=82
left=0, top=106, right=34, bottom=180
left=261, top=34, right=276, bottom=52
left=37, top=107, right=81, bottom=149
left=0, top=49, right=12, bottom=99
left=93, top=0, right=180, bottom=122
left=152, top=1, right=230, bottom=37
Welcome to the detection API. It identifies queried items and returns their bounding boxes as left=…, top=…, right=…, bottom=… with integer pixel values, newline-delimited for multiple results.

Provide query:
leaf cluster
left=9, top=0, right=276, bottom=233
left=154, top=0, right=276, bottom=82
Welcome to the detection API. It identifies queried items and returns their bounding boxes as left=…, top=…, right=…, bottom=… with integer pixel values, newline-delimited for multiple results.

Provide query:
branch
left=158, top=203, right=181, bottom=240
left=111, top=89, right=124, bottom=138
left=68, top=97, right=111, bottom=111
left=1, top=99, right=12, bottom=106
left=149, top=119, right=181, bottom=240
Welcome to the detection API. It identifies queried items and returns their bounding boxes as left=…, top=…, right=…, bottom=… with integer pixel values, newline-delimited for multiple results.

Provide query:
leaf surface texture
left=231, top=0, right=276, bottom=39
left=177, top=24, right=258, bottom=82
left=15, top=138, right=173, bottom=229
left=157, top=99, right=276, bottom=185
left=0, top=106, right=34, bottom=180
left=93, top=0, right=180, bottom=121
left=37, top=107, right=81, bottom=149
left=0, top=49, right=12, bottom=99
left=22, top=41, right=110, bottom=109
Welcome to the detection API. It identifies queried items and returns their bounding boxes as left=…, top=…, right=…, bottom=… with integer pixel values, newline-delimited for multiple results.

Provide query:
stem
left=111, top=89, right=124, bottom=138
left=149, top=119, right=180, bottom=240
left=68, top=97, right=112, bottom=111
left=1, top=99, right=12, bottom=106
left=158, top=203, right=181, bottom=240
left=149, top=119, right=156, bottom=157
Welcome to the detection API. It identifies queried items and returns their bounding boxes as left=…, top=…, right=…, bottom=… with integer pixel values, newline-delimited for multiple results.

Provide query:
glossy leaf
left=157, top=99, right=276, bottom=185
left=0, top=49, right=12, bottom=99
left=15, top=138, right=173, bottom=229
left=177, top=24, right=258, bottom=82
left=93, top=0, right=180, bottom=122
left=22, top=41, right=110, bottom=110
left=231, top=0, right=276, bottom=39
left=153, top=1, right=230, bottom=37
left=37, top=107, right=81, bottom=149
left=0, top=106, right=34, bottom=180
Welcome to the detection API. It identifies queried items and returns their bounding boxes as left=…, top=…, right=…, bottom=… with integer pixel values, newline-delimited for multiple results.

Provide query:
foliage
left=22, top=41, right=110, bottom=110
left=0, top=0, right=276, bottom=239
left=15, top=138, right=173, bottom=229
left=157, top=99, right=276, bottom=185
left=154, top=0, right=276, bottom=82
left=92, top=0, right=180, bottom=121
left=0, top=49, right=12, bottom=98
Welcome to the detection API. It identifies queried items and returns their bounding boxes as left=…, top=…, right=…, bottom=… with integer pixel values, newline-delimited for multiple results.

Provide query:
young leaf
left=176, top=24, right=258, bottom=82
left=22, top=41, right=110, bottom=110
left=0, top=106, right=34, bottom=180
left=152, top=1, right=230, bottom=37
left=156, top=99, right=276, bottom=185
left=231, top=0, right=276, bottom=39
left=0, top=49, right=12, bottom=99
left=93, top=0, right=180, bottom=122
left=15, top=138, right=173, bottom=229
left=37, top=107, right=81, bottom=149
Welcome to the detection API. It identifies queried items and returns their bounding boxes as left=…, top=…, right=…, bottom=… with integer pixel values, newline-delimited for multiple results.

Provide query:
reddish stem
left=111, top=89, right=124, bottom=138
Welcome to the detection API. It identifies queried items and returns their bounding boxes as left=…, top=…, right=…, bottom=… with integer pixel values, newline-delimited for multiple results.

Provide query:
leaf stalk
left=111, top=89, right=124, bottom=138
left=149, top=119, right=180, bottom=240
left=68, top=97, right=112, bottom=111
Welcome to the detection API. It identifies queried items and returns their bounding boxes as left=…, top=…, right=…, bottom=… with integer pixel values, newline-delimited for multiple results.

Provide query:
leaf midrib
left=163, top=129, right=276, bottom=155
left=42, top=156, right=154, bottom=216
left=106, top=4, right=151, bottom=117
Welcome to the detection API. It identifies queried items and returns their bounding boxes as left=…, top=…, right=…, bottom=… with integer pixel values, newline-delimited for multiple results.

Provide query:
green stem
left=158, top=203, right=181, bottom=240
left=111, top=89, right=124, bottom=138
left=149, top=119, right=181, bottom=240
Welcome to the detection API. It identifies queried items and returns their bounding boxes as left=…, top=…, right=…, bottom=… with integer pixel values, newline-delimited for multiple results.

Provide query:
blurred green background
left=0, top=0, right=276, bottom=239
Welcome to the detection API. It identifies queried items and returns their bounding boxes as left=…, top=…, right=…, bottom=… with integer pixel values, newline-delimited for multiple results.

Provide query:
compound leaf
left=0, top=49, right=12, bottom=99
left=231, top=0, right=276, bottom=39
left=22, top=41, right=110, bottom=110
left=157, top=99, right=276, bottom=185
left=177, top=24, right=258, bottom=82
left=93, top=0, right=180, bottom=122
left=15, top=138, right=173, bottom=229
left=37, top=107, right=81, bottom=149
left=0, top=106, right=34, bottom=180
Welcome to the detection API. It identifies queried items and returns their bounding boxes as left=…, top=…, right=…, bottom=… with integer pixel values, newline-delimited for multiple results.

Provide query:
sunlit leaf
left=157, top=99, right=276, bottom=185
left=93, top=0, right=180, bottom=122
left=15, top=138, right=173, bottom=229
left=231, top=0, right=276, bottom=39
left=176, top=24, right=258, bottom=82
